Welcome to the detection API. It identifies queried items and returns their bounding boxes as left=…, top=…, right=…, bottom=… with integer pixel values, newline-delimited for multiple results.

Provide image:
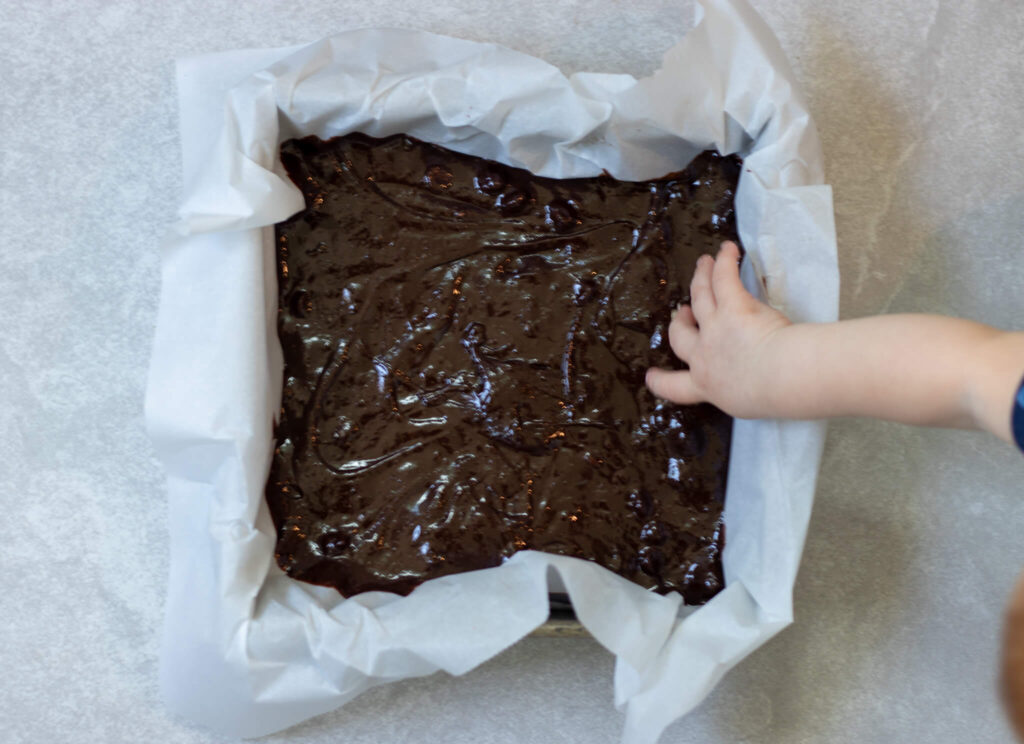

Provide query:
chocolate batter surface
left=268, top=133, right=740, bottom=604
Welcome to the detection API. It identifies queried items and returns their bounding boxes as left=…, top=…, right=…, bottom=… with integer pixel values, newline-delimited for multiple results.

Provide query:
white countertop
left=2, top=1, right=1022, bottom=742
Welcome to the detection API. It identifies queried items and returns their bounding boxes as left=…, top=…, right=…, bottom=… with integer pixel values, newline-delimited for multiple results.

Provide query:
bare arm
left=645, top=241, right=1024, bottom=445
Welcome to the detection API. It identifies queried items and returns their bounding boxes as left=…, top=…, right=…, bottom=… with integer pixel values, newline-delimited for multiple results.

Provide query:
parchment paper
left=146, top=1, right=838, bottom=741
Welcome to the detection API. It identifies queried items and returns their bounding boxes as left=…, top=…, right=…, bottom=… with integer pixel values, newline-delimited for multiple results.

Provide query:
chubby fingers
left=648, top=241, right=743, bottom=404
left=668, top=303, right=698, bottom=361
left=689, top=254, right=716, bottom=322
left=644, top=368, right=705, bottom=405
left=711, top=241, right=746, bottom=306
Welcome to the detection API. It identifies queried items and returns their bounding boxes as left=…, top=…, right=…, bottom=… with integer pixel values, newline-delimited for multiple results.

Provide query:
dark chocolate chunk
left=267, top=133, right=740, bottom=604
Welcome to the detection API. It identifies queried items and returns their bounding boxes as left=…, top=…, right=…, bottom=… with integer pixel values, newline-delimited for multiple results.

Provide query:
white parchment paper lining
left=146, top=1, right=838, bottom=741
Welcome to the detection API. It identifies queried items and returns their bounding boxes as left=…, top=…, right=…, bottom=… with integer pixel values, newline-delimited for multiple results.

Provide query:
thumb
left=645, top=368, right=706, bottom=405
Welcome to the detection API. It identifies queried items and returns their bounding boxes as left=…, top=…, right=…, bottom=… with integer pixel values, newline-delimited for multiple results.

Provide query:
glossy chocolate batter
left=267, top=133, right=740, bottom=604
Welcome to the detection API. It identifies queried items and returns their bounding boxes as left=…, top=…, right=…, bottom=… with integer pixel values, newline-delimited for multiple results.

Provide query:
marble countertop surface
left=2, top=1, right=1022, bottom=742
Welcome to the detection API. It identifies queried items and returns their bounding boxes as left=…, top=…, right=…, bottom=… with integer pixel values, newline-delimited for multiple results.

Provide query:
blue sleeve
left=1014, top=374, right=1024, bottom=453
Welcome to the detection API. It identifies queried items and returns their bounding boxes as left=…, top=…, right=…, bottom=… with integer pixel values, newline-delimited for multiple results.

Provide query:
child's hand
left=645, top=241, right=792, bottom=418
left=645, top=240, right=1024, bottom=439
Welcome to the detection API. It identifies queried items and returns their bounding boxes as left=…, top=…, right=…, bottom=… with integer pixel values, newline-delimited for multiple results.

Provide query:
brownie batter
left=268, top=133, right=741, bottom=604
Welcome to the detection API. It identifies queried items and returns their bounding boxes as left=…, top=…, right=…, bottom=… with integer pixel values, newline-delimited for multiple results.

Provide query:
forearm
left=760, top=314, right=1024, bottom=441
